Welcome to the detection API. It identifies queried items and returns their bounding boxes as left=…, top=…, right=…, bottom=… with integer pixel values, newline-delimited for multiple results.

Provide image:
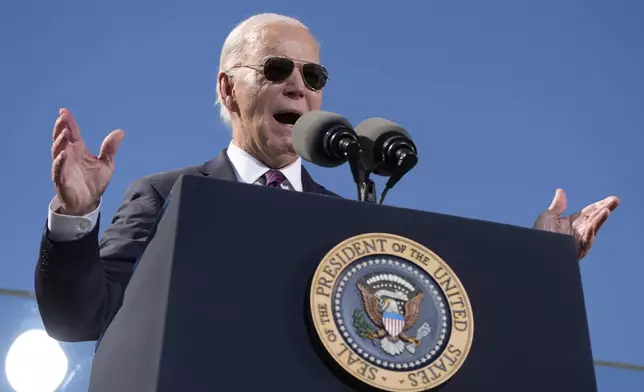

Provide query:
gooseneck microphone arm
left=361, top=178, right=377, bottom=203
left=380, top=146, right=418, bottom=204
left=323, top=127, right=376, bottom=203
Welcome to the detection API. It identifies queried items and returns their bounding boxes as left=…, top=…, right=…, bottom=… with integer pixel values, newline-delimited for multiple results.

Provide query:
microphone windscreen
left=292, top=110, right=354, bottom=167
left=355, top=118, right=411, bottom=174
left=355, top=117, right=411, bottom=142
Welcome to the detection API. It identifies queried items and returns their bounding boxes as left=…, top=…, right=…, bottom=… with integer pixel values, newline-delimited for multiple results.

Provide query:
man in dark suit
left=36, top=12, right=620, bottom=343
left=36, top=13, right=337, bottom=342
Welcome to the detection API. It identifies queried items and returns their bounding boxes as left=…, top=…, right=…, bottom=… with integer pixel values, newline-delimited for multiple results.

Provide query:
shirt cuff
left=47, top=196, right=100, bottom=242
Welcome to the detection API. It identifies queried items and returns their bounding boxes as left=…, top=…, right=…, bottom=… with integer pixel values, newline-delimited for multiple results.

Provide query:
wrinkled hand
left=51, top=108, right=124, bottom=216
left=534, top=188, right=620, bottom=260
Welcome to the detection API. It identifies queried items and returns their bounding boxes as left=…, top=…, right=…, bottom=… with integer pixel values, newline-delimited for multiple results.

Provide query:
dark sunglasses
left=231, top=57, right=329, bottom=91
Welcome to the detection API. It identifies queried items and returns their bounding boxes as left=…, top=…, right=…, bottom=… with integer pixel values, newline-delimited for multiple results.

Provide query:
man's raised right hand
left=51, top=108, right=124, bottom=216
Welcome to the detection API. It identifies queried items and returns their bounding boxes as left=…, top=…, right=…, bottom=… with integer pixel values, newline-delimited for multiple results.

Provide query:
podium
left=88, top=174, right=597, bottom=392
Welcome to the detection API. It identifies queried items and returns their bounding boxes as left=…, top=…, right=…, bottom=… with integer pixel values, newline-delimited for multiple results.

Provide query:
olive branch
left=352, top=309, right=375, bottom=339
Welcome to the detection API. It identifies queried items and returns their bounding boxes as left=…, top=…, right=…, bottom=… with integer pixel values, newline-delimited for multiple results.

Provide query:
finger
left=604, top=196, right=620, bottom=212
left=573, top=207, right=604, bottom=249
left=52, top=149, right=67, bottom=186
left=98, top=129, right=125, bottom=164
left=52, top=113, right=68, bottom=141
left=581, top=195, right=620, bottom=216
left=547, top=188, right=567, bottom=216
left=590, top=208, right=611, bottom=235
left=51, top=128, right=69, bottom=160
left=581, top=198, right=608, bottom=215
left=584, top=205, right=605, bottom=227
left=59, top=108, right=82, bottom=142
left=580, top=202, right=598, bottom=216
left=581, top=208, right=610, bottom=253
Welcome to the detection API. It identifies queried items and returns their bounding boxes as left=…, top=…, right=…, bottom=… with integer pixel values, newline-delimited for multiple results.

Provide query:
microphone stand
left=345, top=143, right=377, bottom=203
left=360, top=177, right=377, bottom=203
left=378, top=150, right=418, bottom=204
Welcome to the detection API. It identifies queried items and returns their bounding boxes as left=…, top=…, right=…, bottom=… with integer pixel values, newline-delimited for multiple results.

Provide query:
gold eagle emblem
left=356, top=276, right=428, bottom=356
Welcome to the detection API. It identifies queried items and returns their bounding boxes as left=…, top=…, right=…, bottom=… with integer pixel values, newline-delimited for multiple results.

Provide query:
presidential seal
left=310, top=233, right=474, bottom=392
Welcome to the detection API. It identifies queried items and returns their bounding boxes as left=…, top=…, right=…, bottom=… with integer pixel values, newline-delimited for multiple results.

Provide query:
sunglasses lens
left=302, top=63, right=328, bottom=90
left=263, top=58, right=295, bottom=82
left=262, top=57, right=328, bottom=90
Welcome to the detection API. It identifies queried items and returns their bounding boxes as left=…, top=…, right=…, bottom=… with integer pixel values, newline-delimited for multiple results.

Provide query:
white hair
left=215, top=13, right=310, bottom=125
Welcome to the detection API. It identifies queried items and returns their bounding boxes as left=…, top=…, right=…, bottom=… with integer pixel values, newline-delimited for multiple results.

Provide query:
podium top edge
left=171, top=173, right=575, bottom=244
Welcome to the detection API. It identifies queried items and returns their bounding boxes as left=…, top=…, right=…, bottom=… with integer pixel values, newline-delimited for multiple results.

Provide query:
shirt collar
left=226, top=141, right=303, bottom=192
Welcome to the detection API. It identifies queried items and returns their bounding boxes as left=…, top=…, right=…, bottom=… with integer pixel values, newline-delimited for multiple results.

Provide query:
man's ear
left=218, top=72, right=238, bottom=114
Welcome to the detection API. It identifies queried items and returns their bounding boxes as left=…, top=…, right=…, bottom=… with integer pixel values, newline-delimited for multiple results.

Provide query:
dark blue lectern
left=88, top=175, right=597, bottom=392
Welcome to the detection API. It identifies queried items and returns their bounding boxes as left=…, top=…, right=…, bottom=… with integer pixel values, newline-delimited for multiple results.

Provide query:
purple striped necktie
left=263, top=170, right=286, bottom=188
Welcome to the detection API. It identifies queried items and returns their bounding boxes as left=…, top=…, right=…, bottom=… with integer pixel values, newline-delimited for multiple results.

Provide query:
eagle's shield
left=382, top=312, right=405, bottom=337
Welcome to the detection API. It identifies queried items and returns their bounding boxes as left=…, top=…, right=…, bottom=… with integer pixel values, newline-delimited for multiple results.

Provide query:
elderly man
left=36, top=13, right=619, bottom=343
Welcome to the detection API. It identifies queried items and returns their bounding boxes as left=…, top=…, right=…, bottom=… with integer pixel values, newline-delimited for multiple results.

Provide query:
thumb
left=98, top=129, right=125, bottom=164
left=547, top=188, right=567, bottom=216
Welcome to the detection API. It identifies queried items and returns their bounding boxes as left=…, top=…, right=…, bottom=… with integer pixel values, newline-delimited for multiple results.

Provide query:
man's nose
left=283, top=70, right=306, bottom=99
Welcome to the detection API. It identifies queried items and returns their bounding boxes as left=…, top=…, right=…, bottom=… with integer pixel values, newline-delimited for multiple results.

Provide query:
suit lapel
left=301, top=166, right=325, bottom=194
left=198, top=149, right=238, bottom=182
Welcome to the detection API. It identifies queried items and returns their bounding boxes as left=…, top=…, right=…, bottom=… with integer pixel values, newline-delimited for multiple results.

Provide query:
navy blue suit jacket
left=35, top=150, right=337, bottom=342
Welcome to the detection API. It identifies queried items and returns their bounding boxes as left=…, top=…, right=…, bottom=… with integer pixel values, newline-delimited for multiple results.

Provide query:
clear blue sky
left=1, top=0, right=642, bottom=379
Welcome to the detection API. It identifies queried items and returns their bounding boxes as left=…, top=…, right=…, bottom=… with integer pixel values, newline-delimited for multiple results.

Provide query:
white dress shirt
left=225, top=141, right=302, bottom=192
left=47, top=141, right=302, bottom=242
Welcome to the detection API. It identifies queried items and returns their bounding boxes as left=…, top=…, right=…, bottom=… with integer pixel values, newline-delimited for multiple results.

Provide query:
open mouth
left=273, top=111, right=302, bottom=126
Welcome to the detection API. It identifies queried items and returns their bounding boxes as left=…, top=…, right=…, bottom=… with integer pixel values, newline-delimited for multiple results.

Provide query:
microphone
left=355, top=118, right=418, bottom=204
left=292, top=110, right=360, bottom=167
left=293, top=110, right=374, bottom=202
